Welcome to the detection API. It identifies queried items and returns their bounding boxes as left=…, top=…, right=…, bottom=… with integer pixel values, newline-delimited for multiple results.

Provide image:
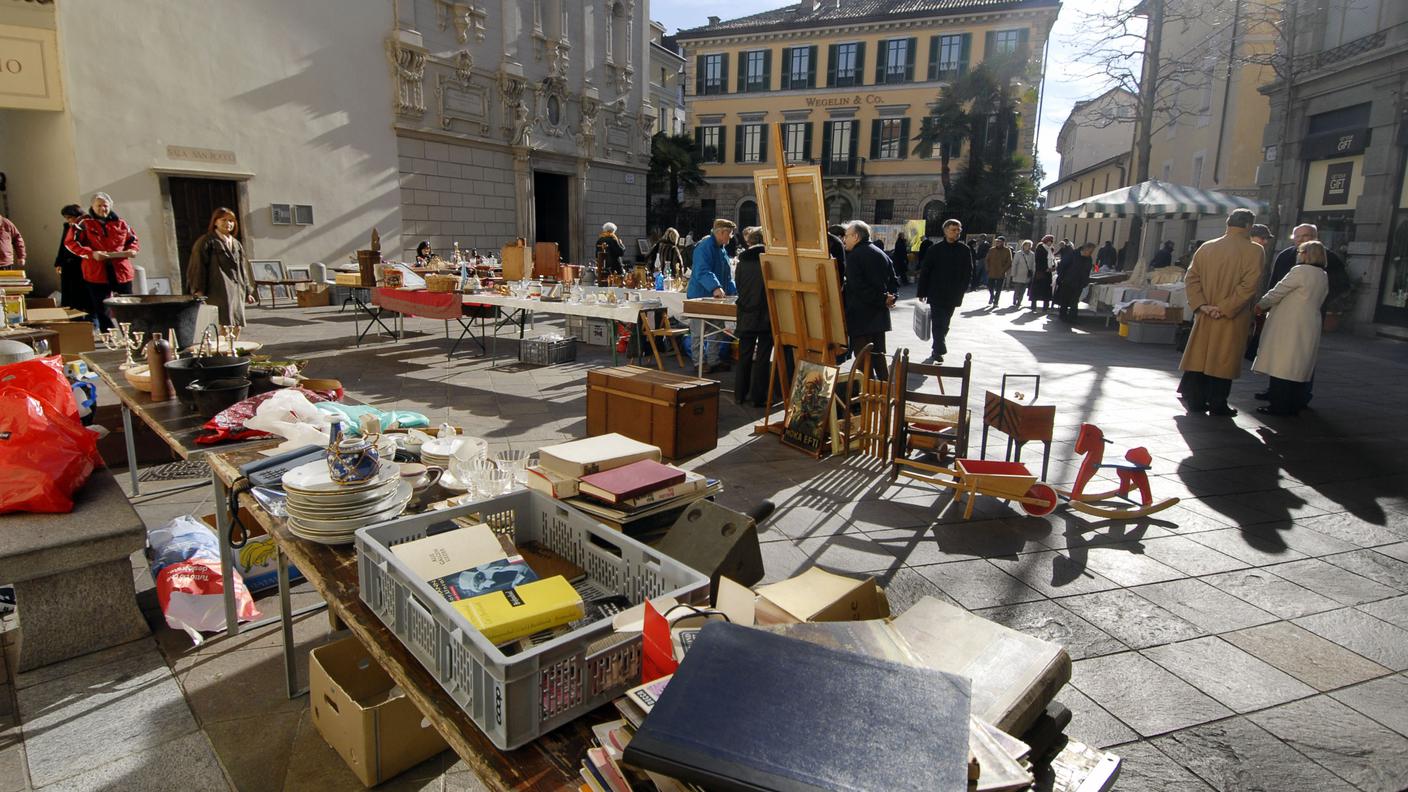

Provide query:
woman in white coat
left=1011, top=240, right=1036, bottom=307
left=1252, top=240, right=1329, bottom=416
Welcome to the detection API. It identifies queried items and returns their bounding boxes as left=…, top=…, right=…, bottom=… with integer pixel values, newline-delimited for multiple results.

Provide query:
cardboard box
left=200, top=508, right=302, bottom=592
left=310, top=637, right=448, bottom=787
left=753, top=567, right=890, bottom=625
left=297, top=282, right=332, bottom=307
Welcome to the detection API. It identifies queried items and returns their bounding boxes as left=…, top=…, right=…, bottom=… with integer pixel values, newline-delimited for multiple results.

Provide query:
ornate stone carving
left=498, top=72, right=525, bottom=107
left=609, top=64, right=634, bottom=95
left=575, top=97, right=599, bottom=153
left=550, top=38, right=571, bottom=80
left=510, top=99, right=538, bottom=149
left=436, top=0, right=487, bottom=44
left=387, top=39, right=428, bottom=118
left=437, top=74, right=491, bottom=134
left=453, top=50, right=474, bottom=83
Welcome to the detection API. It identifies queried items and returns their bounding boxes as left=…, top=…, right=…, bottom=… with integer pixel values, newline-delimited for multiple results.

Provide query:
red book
left=577, top=459, right=686, bottom=505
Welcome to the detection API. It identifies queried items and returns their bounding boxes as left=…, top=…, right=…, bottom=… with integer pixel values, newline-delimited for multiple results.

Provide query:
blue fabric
left=688, top=235, right=736, bottom=298
left=314, top=403, right=430, bottom=434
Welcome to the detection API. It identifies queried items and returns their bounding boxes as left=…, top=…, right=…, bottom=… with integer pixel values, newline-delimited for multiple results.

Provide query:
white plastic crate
left=355, top=489, right=709, bottom=750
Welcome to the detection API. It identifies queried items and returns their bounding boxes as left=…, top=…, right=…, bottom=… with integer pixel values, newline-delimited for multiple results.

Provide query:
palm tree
left=912, top=89, right=971, bottom=196
left=648, top=132, right=707, bottom=229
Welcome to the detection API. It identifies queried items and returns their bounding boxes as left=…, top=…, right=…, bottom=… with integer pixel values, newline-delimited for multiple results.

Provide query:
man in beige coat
left=1178, top=209, right=1265, bottom=417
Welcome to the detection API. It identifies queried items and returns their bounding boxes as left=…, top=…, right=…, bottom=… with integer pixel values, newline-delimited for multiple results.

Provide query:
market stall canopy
left=1046, top=180, right=1267, bottom=220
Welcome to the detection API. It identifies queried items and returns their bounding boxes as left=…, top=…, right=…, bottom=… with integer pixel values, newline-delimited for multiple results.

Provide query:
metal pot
left=187, top=377, right=250, bottom=418
left=103, top=295, right=206, bottom=349
left=0, top=339, right=36, bottom=366
left=164, top=355, right=251, bottom=410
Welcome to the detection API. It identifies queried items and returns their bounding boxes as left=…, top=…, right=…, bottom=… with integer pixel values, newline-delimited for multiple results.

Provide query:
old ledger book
left=622, top=621, right=971, bottom=792
left=538, top=434, right=661, bottom=478
left=891, top=596, right=1071, bottom=736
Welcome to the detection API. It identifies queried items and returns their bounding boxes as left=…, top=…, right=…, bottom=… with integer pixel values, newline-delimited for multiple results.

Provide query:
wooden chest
left=586, top=366, right=719, bottom=459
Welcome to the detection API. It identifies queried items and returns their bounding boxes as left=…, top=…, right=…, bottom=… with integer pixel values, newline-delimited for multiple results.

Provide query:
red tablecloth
left=371, top=288, right=463, bottom=321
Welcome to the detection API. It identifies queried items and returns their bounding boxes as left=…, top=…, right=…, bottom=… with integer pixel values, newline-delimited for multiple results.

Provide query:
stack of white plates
left=420, top=436, right=487, bottom=491
left=280, top=460, right=412, bottom=544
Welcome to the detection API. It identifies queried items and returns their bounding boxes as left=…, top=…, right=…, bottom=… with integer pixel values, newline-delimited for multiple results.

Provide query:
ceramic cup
left=326, top=435, right=380, bottom=485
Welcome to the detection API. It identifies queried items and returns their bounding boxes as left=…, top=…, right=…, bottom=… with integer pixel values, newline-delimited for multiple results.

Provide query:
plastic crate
left=518, top=336, right=577, bottom=366
left=1125, top=320, right=1178, bottom=344
left=355, top=489, right=709, bottom=750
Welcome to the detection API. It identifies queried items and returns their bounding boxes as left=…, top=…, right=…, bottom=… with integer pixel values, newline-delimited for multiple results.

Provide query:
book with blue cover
left=621, top=621, right=972, bottom=792
left=427, top=558, right=537, bottom=602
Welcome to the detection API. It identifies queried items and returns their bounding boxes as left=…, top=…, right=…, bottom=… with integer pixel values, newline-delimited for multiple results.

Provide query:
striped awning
left=1046, top=180, right=1267, bottom=220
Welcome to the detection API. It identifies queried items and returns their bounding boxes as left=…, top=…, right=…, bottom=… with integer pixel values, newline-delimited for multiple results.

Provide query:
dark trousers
left=1012, top=282, right=1028, bottom=306
left=1267, top=376, right=1307, bottom=415
left=929, top=303, right=957, bottom=357
left=849, top=333, right=888, bottom=382
left=1058, top=301, right=1079, bottom=322
left=1179, top=370, right=1233, bottom=412
left=735, top=331, right=774, bottom=407
left=987, top=278, right=1005, bottom=305
left=87, top=280, right=132, bottom=331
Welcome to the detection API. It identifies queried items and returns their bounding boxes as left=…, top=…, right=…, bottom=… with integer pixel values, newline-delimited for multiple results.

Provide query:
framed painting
left=251, top=259, right=290, bottom=301
left=781, top=359, right=838, bottom=456
left=270, top=204, right=293, bottom=225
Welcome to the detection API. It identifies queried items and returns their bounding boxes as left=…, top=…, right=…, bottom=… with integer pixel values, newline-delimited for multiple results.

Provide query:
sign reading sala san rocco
left=804, top=94, right=887, bottom=108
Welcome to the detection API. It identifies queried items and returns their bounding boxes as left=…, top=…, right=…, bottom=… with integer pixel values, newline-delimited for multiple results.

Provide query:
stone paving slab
left=1055, top=589, right=1205, bottom=650
left=1151, top=716, right=1359, bottom=791
left=1294, top=608, right=1408, bottom=671
left=1130, top=578, right=1278, bottom=635
left=1248, top=696, right=1408, bottom=792
left=1222, top=621, right=1392, bottom=692
left=1141, top=637, right=1317, bottom=713
left=1071, top=652, right=1232, bottom=737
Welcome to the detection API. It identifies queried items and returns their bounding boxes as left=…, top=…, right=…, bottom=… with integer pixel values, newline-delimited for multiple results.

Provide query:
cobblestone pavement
left=4, top=285, right=1406, bottom=791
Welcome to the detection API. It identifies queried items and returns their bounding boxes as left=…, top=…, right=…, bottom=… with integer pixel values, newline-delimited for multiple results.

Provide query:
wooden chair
left=891, top=351, right=973, bottom=481
left=836, top=344, right=898, bottom=460
left=638, top=307, right=689, bottom=370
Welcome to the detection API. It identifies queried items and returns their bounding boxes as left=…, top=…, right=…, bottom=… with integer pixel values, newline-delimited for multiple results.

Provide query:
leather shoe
left=1253, top=392, right=1270, bottom=401
left=1256, top=406, right=1295, bottom=417
left=1208, top=407, right=1238, bottom=417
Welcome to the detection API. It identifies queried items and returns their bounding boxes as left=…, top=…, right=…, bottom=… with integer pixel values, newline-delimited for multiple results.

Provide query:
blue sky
left=650, top=0, right=1133, bottom=181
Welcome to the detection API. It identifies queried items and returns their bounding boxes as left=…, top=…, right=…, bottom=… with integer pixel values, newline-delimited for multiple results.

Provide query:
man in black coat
left=1096, top=241, right=1117, bottom=271
left=732, top=227, right=773, bottom=408
left=1055, top=242, right=1095, bottom=322
left=1150, top=240, right=1175, bottom=269
left=842, top=220, right=898, bottom=381
left=916, top=219, right=973, bottom=362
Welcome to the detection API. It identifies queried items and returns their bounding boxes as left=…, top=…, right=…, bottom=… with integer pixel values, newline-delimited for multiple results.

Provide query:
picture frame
left=270, top=204, right=293, bottom=225
left=146, top=277, right=172, bottom=296
left=293, top=204, right=314, bottom=226
left=251, top=259, right=290, bottom=301
left=781, top=359, right=838, bottom=457
left=286, top=266, right=311, bottom=282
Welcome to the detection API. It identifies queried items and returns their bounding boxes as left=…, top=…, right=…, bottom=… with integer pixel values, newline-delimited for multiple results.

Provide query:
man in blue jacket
left=688, top=218, right=738, bottom=372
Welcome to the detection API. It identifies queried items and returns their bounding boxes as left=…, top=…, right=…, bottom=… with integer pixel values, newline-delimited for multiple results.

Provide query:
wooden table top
left=206, top=447, right=599, bottom=791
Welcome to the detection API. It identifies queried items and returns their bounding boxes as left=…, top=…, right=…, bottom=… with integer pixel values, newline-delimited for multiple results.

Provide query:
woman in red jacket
left=64, top=192, right=140, bottom=331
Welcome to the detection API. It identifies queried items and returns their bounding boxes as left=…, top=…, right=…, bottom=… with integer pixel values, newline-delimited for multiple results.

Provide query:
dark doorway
left=534, top=171, right=571, bottom=261
left=169, top=177, right=240, bottom=293
left=738, top=199, right=758, bottom=229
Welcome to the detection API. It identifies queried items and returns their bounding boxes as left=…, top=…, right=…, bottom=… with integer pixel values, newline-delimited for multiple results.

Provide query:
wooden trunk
left=586, top=365, right=719, bottom=459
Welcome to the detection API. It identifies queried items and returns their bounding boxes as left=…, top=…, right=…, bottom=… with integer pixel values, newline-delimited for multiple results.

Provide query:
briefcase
left=586, top=366, right=719, bottom=459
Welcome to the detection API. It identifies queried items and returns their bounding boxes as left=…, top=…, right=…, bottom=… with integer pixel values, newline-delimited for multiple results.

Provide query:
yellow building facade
left=675, top=0, right=1059, bottom=234
left=1044, top=152, right=1133, bottom=253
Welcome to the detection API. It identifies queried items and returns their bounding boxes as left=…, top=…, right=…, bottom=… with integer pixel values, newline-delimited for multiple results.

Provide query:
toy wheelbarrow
left=901, top=458, right=1060, bottom=520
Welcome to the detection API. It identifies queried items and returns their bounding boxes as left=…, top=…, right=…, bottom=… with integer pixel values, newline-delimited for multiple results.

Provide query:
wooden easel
left=753, top=124, right=848, bottom=443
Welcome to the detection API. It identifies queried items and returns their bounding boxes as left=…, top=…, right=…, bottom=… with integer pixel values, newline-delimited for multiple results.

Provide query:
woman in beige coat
left=187, top=207, right=255, bottom=326
left=1251, top=241, right=1329, bottom=416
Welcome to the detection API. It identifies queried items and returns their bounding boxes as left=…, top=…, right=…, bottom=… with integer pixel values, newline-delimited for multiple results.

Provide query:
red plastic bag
left=155, top=557, right=261, bottom=641
left=0, top=386, right=99, bottom=513
left=0, top=356, right=78, bottom=422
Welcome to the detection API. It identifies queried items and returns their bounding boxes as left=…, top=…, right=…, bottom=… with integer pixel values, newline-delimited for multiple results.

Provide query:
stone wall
left=585, top=165, right=649, bottom=259
left=397, top=135, right=518, bottom=255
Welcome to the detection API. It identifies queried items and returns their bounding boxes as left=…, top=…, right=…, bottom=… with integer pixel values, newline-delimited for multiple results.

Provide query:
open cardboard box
left=753, top=567, right=890, bottom=625
left=296, top=281, right=332, bottom=307
left=310, top=637, right=448, bottom=787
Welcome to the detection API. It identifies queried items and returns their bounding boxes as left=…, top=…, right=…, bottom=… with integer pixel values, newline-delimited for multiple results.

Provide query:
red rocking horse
left=1058, top=423, right=1179, bottom=519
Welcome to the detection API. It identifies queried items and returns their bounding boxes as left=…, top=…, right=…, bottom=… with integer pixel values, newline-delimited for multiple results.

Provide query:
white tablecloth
left=461, top=292, right=659, bottom=323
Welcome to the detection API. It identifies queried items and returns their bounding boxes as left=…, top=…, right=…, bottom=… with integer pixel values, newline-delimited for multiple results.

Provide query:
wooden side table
left=981, top=374, right=1055, bottom=480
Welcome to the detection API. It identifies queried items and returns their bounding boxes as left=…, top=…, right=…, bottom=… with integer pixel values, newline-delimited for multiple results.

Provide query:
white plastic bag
left=245, top=389, right=333, bottom=454
left=147, top=516, right=260, bottom=643
left=913, top=302, right=932, bottom=341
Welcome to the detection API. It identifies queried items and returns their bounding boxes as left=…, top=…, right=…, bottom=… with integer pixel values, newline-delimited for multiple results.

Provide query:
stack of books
left=525, top=434, right=720, bottom=530
left=0, top=269, right=32, bottom=296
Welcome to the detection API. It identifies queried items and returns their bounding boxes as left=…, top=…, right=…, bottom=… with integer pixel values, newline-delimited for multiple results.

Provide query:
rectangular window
left=744, top=50, right=770, bottom=92
left=702, top=54, right=725, bottom=95
left=1191, top=155, right=1205, bottom=188
left=874, top=199, right=894, bottom=224
left=789, top=47, right=811, bottom=88
left=933, top=34, right=966, bottom=80
left=699, top=126, right=725, bottom=163
left=833, top=43, right=860, bottom=87
left=991, top=30, right=1022, bottom=56
left=881, top=39, right=912, bottom=84
left=783, top=122, right=811, bottom=163
left=877, top=118, right=905, bottom=159
left=741, top=124, right=764, bottom=163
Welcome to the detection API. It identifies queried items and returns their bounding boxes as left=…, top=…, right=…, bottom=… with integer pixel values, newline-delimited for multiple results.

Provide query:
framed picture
left=636, top=238, right=650, bottom=256
left=293, top=204, right=314, bottom=226
left=270, top=204, right=293, bottom=225
left=286, top=266, right=311, bottom=282
left=146, top=277, right=172, bottom=295
left=251, top=259, right=290, bottom=301
left=782, top=359, right=838, bottom=456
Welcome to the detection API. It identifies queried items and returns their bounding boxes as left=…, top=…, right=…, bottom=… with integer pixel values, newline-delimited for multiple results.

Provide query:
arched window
left=923, top=199, right=945, bottom=237
left=738, top=200, right=759, bottom=229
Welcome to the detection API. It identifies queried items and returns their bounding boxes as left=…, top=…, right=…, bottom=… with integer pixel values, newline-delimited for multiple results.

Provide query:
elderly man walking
left=842, top=220, right=898, bottom=381
left=1178, top=209, right=1265, bottom=417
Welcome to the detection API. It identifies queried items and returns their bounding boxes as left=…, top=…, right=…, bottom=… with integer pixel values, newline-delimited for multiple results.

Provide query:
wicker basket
left=426, top=274, right=460, bottom=293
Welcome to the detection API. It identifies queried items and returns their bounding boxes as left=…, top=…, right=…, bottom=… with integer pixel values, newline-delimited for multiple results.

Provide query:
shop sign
left=804, top=94, right=886, bottom=108
left=166, top=146, right=237, bottom=165
left=0, top=24, right=62, bottom=111
left=1303, top=128, right=1370, bottom=160
left=1322, top=161, right=1354, bottom=206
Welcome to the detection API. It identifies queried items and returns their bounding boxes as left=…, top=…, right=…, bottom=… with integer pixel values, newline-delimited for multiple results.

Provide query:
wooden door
left=169, top=177, right=240, bottom=293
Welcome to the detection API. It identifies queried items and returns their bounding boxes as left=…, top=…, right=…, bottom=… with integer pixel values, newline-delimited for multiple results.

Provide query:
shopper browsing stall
left=187, top=207, right=256, bottom=326
left=688, top=219, right=738, bottom=373
left=64, top=192, right=140, bottom=331
left=732, top=226, right=772, bottom=407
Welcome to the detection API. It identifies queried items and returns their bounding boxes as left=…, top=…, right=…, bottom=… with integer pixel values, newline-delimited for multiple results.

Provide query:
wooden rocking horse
left=1057, top=423, right=1179, bottom=519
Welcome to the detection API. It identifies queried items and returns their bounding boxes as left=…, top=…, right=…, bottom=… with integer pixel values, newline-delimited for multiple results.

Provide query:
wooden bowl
left=122, top=364, right=152, bottom=393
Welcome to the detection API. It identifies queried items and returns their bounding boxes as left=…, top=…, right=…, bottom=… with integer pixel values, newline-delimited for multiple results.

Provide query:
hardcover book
left=427, top=558, right=537, bottom=602
left=452, top=575, right=585, bottom=645
left=538, top=433, right=661, bottom=478
left=390, top=523, right=510, bottom=583
left=622, top=621, right=972, bottom=792
left=578, top=459, right=687, bottom=505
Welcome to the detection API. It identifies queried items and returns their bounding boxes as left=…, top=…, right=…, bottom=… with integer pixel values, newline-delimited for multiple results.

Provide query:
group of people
left=1179, top=211, right=1341, bottom=418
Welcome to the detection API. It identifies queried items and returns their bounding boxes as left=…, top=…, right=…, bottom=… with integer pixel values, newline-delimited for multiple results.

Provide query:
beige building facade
left=676, top=0, right=1059, bottom=235
left=1043, top=153, right=1133, bottom=253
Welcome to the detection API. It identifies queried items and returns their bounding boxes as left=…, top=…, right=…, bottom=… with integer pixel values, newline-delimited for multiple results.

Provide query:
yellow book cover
left=453, top=575, right=584, bottom=644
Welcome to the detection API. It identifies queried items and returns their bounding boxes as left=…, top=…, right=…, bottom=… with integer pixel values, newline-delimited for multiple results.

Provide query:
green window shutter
left=780, top=47, right=792, bottom=90
left=759, top=127, right=769, bottom=163
left=899, top=118, right=911, bottom=159
left=960, top=34, right=972, bottom=76
left=763, top=49, right=772, bottom=90
left=720, top=55, right=729, bottom=94
left=803, top=122, right=813, bottom=160
left=854, top=42, right=866, bottom=86
left=848, top=123, right=860, bottom=163
left=1018, top=28, right=1030, bottom=62
left=695, top=56, right=705, bottom=95
left=807, top=46, right=817, bottom=88
left=735, top=125, right=744, bottom=163
left=928, top=36, right=938, bottom=81
left=737, top=53, right=746, bottom=92
left=695, top=126, right=703, bottom=158
left=905, top=37, right=917, bottom=82
left=984, top=31, right=995, bottom=62
left=870, top=119, right=882, bottom=160
left=826, top=43, right=838, bottom=87
left=822, top=122, right=833, bottom=165
left=719, top=126, right=727, bottom=162
left=874, top=39, right=886, bottom=83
